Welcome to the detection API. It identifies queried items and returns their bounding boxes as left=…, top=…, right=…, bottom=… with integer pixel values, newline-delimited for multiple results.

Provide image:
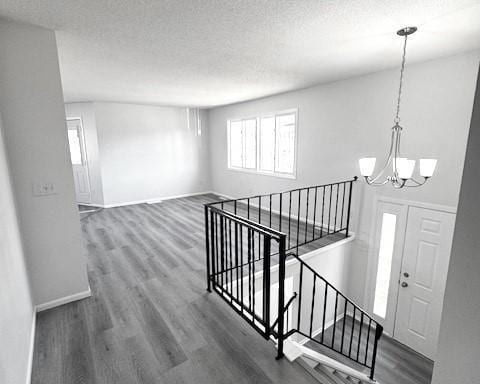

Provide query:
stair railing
left=205, top=177, right=383, bottom=380
left=283, top=254, right=384, bottom=380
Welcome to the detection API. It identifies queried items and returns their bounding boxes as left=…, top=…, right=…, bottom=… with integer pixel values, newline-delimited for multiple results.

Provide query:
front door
left=394, top=206, right=455, bottom=359
left=67, top=118, right=91, bottom=204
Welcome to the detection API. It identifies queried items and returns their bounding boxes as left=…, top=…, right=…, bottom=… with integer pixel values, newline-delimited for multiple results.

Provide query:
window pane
left=275, top=114, right=295, bottom=174
left=243, top=119, right=256, bottom=169
left=259, top=117, right=275, bottom=172
left=373, top=213, right=397, bottom=318
left=229, top=121, right=242, bottom=168
left=67, top=129, right=83, bottom=165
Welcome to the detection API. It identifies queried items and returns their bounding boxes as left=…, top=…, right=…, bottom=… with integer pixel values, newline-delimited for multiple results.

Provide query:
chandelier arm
left=369, top=129, right=396, bottom=183
left=403, top=177, right=429, bottom=187
left=364, top=177, right=391, bottom=186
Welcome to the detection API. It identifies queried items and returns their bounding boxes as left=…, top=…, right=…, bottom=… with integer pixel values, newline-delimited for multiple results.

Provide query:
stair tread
left=315, top=365, right=352, bottom=384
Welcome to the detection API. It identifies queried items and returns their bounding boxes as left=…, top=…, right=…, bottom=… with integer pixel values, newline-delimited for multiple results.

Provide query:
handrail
left=208, top=177, right=358, bottom=259
left=287, top=252, right=383, bottom=380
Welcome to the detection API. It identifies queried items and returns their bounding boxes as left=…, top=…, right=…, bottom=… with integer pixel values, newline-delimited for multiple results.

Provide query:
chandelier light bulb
left=359, top=158, right=376, bottom=176
left=397, top=159, right=416, bottom=180
left=419, top=159, right=437, bottom=178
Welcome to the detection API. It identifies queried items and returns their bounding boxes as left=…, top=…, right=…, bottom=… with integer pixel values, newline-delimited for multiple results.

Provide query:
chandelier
left=358, top=27, right=437, bottom=188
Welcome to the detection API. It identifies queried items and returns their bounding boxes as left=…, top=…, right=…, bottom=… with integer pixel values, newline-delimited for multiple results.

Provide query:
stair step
left=315, top=365, right=352, bottom=384
left=331, top=369, right=360, bottom=384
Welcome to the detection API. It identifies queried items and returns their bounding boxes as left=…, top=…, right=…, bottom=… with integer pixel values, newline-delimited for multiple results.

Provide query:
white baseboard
left=26, top=310, right=36, bottom=384
left=101, top=190, right=214, bottom=208
left=35, top=288, right=92, bottom=312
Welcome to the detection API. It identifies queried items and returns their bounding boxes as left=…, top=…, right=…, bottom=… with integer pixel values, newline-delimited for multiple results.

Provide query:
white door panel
left=67, top=118, right=91, bottom=204
left=394, top=206, right=455, bottom=359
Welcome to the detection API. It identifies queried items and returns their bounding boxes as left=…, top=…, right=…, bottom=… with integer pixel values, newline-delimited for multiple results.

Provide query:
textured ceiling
left=1, top=0, right=480, bottom=107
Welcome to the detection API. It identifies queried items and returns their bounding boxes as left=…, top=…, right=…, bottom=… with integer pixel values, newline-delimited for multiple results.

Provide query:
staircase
left=204, top=178, right=383, bottom=382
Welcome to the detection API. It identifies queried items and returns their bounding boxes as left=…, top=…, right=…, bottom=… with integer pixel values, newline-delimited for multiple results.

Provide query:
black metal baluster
left=328, top=185, right=332, bottom=234
left=229, top=220, right=233, bottom=301
left=334, top=184, right=339, bottom=232
left=220, top=215, right=225, bottom=290
left=349, top=307, right=356, bottom=358
left=205, top=206, right=211, bottom=291
left=276, top=235, right=287, bottom=359
left=247, top=198, right=250, bottom=220
left=252, top=228, right=256, bottom=321
left=321, top=283, right=327, bottom=343
left=258, top=196, right=261, bottom=225
left=279, top=193, right=283, bottom=232
left=263, top=235, right=271, bottom=336
left=309, top=274, right=317, bottom=338
left=365, top=318, right=372, bottom=365
left=297, top=263, right=303, bottom=332
left=234, top=200, right=237, bottom=215
left=235, top=222, right=239, bottom=300
left=340, top=182, right=346, bottom=230
left=357, top=312, right=364, bottom=361
left=312, top=187, right=318, bottom=241
left=370, top=325, right=383, bottom=380
left=210, top=210, right=216, bottom=290
left=269, top=194, right=272, bottom=229
left=305, top=188, right=310, bottom=243
left=332, top=292, right=339, bottom=349
left=321, top=187, right=325, bottom=237
left=341, top=299, right=348, bottom=353
left=346, top=179, right=356, bottom=237
left=215, top=213, right=219, bottom=287
left=296, top=189, right=301, bottom=255
left=248, top=228, right=252, bottom=312
left=240, top=224, right=244, bottom=313
left=288, top=191, right=292, bottom=249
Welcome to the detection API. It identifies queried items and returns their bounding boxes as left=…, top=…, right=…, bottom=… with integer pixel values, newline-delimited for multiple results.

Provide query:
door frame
left=66, top=117, right=92, bottom=204
left=363, top=195, right=456, bottom=337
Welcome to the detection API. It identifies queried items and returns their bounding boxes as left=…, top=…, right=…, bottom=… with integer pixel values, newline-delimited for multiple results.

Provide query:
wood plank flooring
left=32, top=194, right=433, bottom=384
left=32, top=194, right=317, bottom=384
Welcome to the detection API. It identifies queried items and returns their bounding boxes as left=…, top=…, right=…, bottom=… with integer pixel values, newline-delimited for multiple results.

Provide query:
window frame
left=227, top=108, right=298, bottom=179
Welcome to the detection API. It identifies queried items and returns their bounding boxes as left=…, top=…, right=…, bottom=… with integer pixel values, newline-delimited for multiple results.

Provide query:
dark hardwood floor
left=32, top=194, right=316, bottom=384
left=32, top=194, right=433, bottom=384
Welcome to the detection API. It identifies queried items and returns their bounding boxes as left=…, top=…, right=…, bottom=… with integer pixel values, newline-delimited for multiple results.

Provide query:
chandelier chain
left=394, top=34, right=408, bottom=124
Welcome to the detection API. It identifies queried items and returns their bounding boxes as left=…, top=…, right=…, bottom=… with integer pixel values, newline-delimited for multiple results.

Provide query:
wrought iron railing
left=204, top=177, right=383, bottom=380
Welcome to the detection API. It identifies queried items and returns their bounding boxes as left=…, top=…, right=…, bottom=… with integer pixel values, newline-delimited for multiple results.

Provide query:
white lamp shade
left=359, top=158, right=376, bottom=176
left=397, top=159, right=416, bottom=179
left=420, top=159, right=437, bottom=177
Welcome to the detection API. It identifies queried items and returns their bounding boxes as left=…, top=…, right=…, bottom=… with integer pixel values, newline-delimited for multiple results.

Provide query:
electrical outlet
left=33, top=182, right=58, bottom=196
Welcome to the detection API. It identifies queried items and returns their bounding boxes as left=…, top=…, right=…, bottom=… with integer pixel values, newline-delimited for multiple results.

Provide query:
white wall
left=0, top=20, right=89, bottom=306
left=0, top=114, right=34, bottom=384
left=432, top=66, right=480, bottom=384
left=65, top=102, right=104, bottom=205
left=207, top=52, right=480, bottom=303
left=93, top=102, right=210, bottom=206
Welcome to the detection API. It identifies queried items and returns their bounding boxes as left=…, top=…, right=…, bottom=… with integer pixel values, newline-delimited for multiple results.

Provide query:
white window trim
left=227, top=108, right=298, bottom=179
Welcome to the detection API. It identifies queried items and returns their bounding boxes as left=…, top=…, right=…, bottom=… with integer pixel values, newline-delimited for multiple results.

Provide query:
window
left=228, top=110, right=297, bottom=177
left=67, top=126, right=84, bottom=165
left=373, top=213, right=397, bottom=318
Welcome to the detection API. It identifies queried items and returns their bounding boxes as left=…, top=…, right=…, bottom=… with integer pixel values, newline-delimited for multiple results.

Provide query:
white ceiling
left=1, top=0, right=480, bottom=107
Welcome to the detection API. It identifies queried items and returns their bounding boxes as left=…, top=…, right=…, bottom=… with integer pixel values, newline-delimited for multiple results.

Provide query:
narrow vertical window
left=373, top=213, right=397, bottom=318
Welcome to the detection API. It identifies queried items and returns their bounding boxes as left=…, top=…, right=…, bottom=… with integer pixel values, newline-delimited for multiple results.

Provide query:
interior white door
left=67, top=119, right=91, bottom=204
left=394, top=206, right=455, bottom=359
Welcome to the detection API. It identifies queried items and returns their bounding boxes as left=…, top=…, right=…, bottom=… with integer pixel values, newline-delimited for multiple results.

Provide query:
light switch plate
left=33, top=182, right=58, bottom=196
